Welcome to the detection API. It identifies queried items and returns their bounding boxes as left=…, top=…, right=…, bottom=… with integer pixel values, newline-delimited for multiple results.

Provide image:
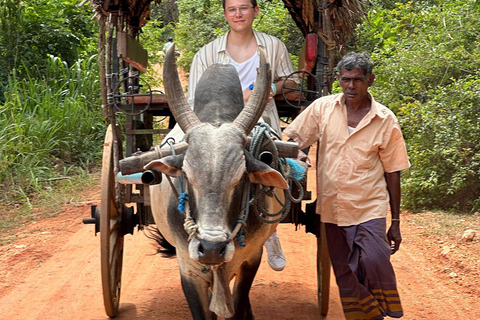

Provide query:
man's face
left=338, top=68, right=375, bottom=105
left=223, top=0, right=259, bottom=32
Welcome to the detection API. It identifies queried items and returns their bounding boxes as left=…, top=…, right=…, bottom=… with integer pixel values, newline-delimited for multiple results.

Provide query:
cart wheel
left=281, top=70, right=321, bottom=109
left=317, top=222, right=331, bottom=316
left=112, top=75, right=153, bottom=116
left=100, top=124, right=124, bottom=317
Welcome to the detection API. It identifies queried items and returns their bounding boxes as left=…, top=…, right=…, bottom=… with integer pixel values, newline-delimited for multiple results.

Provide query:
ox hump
left=194, top=64, right=245, bottom=124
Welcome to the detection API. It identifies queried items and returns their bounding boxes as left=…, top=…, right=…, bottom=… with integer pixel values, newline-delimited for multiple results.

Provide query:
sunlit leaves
left=355, top=0, right=480, bottom=211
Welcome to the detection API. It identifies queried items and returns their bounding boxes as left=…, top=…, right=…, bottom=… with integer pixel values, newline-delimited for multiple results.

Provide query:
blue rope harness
left=165, top=138, right=189, bottom=215
left=178, top=192, right=189, bottom=214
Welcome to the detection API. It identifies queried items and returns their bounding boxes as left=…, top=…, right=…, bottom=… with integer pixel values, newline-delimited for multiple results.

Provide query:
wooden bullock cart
left=80, top=0, right=366, bottom=317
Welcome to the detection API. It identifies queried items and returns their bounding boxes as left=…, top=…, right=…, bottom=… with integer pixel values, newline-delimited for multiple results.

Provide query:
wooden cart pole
left=317, top=221, right=331, bottom=316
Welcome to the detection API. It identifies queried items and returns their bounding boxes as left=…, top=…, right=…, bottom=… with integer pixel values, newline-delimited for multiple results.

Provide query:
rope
left=230, top=179, right=251, bottom=247
left=178, top=192, right=189, bottom=214
left=161, top=123, right=306, bottom=247
left=318, top=32, right=336, bottom=51
left=165, top=138, right=201, bottom=241
left=248, top=123, right=306, bottom=224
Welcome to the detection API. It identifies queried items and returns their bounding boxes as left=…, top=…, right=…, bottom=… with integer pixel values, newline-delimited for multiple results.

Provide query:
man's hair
left=336, top=52, right=373, bottom=78
left=222, top=0, right=258, bottom=9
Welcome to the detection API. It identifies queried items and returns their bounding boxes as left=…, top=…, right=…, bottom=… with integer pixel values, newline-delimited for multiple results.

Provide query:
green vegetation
left=0, top=55, right=104, bottom=204
left=0, top=0, right=103, bottom=210
left=167, top=0, right=302, bottom=72
left=1, top=0, right=479, bottom=226
left=354, top=0, right=480, bottom=212
left=0, top=0, right=97, bottom=99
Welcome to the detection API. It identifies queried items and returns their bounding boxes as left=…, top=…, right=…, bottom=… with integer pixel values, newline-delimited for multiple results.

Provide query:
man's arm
left=385, top=171, right=402, bottom=254
left=187, top=51, right=209, bottom=108
left=271, top=36, right=298, bottom=94
left=272, top=79, right=297, bottom=96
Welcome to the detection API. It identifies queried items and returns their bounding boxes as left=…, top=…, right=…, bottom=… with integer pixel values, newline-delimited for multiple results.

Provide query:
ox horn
left=233, top=47, right=271, bottom=134
left=163, top=43, right=201, bottom=134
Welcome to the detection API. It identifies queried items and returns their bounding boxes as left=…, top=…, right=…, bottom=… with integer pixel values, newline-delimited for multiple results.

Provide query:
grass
left=406, top=210, right=480, bottom=239
left=0, top=54, right=105, bottom=205
left=0, top=169, right=100, bottom=245
left=0, top=54, right=106, bottom=244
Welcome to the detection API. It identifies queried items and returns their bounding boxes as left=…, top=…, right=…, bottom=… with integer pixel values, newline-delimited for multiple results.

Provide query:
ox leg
left=229, top=250, right=262, bottom=320
left=178, top=260, right=216, bottom=320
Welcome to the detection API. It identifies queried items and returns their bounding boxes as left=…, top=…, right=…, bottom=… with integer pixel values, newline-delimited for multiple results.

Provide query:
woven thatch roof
left=282, top=0, right=367, bottom=52
left=81, top=0, right=161, bottom=29
left=82, top=0, right=366, bottom=46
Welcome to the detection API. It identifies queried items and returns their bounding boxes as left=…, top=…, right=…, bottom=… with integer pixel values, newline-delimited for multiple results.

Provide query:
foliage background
left=144, top=0, right=303, bottom=73
left=1, top=0, right=479, bottom=214
left=354, top=0, right=480, bottom=211
left=0, top=0, right=102, bottom=204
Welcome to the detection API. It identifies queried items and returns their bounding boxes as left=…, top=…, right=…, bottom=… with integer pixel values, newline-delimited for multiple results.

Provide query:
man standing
left=284, top=52, right=409, bottom=319
left=179, top=0, right=298, bottom=271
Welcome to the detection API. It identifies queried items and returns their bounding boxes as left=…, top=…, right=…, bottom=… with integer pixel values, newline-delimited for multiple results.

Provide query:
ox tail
left=145, top=226, right=176, bottom=256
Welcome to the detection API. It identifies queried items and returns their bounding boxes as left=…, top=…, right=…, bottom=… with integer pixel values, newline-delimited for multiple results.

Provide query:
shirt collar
left=335, top=92, right=387, bottom=119
left=217, top=30, right=265, bottom=54
left=218, top=31, right=229, bottom=53
left=253, top=30, right=266, bottom=49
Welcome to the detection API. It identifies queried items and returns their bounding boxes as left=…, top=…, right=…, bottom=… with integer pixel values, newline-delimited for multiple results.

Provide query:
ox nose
left=197, top=240, right=228, bottom=265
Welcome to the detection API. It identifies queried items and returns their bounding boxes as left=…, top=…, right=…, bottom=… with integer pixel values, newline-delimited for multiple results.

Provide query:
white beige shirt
left=284, top=93, right=411, bottom=226
left=187, top=30, right=296, bottom=134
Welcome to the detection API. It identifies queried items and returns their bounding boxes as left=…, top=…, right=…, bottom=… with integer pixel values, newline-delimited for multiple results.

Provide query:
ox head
left=145, top=44, right=288, bottom=267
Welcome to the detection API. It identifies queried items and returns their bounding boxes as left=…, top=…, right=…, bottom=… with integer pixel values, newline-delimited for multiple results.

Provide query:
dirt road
left=1, top=190, right=478, bottom=319
left=1, top=149, right=479, bottom=320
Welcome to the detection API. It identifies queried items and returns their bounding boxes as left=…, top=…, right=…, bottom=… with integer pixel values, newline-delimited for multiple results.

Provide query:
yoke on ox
left=148, top=45, right=292, bottom=319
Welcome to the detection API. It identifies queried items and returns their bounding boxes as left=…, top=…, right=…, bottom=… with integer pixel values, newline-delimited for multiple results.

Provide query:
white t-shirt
left=229, top=53, right=260, bottom=91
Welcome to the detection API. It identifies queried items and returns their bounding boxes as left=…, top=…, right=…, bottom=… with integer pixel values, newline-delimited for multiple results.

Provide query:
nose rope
left=180, top=178, right=250, bottom=244
left=177, top=174, right=200, bottom=241
left=164, top=139, right=198, bottom=241
left=177, top=177, right=250, bottom=244
left=231, top=179, right=251, bottom=247
left=164, top=123, right=306, bottom=246
left=249, top=123, right=306, bottom=224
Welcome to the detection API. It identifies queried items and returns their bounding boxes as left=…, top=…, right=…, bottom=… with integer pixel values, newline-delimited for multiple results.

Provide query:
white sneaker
left=264, top=235, right=286, bottom=271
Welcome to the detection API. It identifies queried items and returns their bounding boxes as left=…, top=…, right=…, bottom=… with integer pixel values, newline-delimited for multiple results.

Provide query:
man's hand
left=297, top=149, right=311, bottom=167
left=387, top=221, right=402, bottom=254
left=243, top=84, right=274, bottom=103
left=243, top=87, right=253, bottom=102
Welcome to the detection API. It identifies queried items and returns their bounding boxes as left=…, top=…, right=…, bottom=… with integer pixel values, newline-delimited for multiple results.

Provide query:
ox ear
left=245, top=151, right=288, bottom=190
left=144, top=154, right=184, bottom=177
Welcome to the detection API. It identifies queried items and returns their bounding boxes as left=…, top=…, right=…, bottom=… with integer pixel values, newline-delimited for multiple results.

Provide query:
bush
left=354, top=0, right=480, bottom=211
left=0, top=0, right=97, bottom=101
left=399, top=77, right=480, bottom=211
left=0, top=55, right=105, bottom=202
